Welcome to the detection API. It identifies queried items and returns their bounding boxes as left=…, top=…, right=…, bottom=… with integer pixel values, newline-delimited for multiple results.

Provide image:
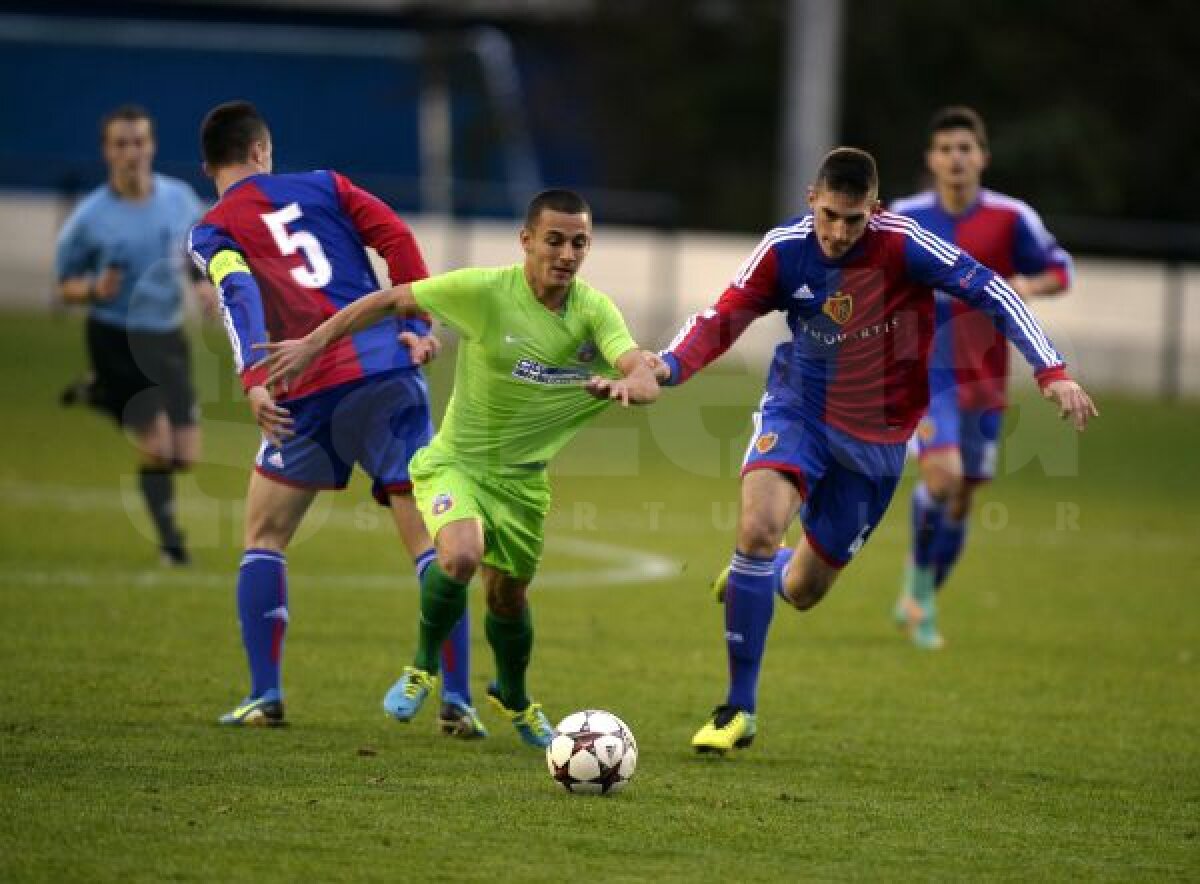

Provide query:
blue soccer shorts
left=910, top=386, right=1003, bottom=483
left=254, top=368, right=433, bottom=506
left=741, top=396, right=906, bottom=569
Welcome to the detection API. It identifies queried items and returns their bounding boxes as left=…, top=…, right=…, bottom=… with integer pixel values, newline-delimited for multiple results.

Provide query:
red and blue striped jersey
left=661, top=209, right=1070, bottom=445
left=891, top=188, right=1073, bottom=410
left=188, top=170, right=429, bottom=401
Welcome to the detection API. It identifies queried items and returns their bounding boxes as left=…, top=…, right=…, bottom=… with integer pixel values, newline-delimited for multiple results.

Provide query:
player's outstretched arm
left=257, top=283, right=421, bottom=386
left=1042, top=379, right=1099, bottom=432
left=1010, top=269, right=1068, bottom=301
left=585, top=349, right=661, bottom=407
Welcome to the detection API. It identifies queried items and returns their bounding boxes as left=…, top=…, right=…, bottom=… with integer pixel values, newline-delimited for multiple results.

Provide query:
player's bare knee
left=438, top=548, right=481, bottom=583
left=243, top=503, right=292, bottom=551
left=785, top=579, right=828, bottom=611
left=780, top=562, right=837, bottom=611
left=137, top=440, right=173, bottom=470
left=924, top=471, right=962, bottom=504
left=244, top=519, right=289, bottom=552
left=736, top=513, right=787, bottom=558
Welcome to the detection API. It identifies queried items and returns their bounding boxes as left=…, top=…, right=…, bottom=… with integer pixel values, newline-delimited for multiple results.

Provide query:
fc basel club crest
left=917, top=417, right=937, bottom=442
left=431, top=493, right=454, bottom=516
left=823, top=292, right=853, bottom=325
left=755, top=432, right=778, bottom=454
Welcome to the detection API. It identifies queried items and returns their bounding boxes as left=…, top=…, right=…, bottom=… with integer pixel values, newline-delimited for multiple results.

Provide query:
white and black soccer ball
left=545, top=709, right=638, bottom=795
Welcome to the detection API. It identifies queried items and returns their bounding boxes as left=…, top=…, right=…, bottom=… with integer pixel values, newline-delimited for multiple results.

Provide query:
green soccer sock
left=413, top=562, right=469, bottom=674
left=910, top=562, right=937, bottom=614
left=486, top=605, right=533, bottom=711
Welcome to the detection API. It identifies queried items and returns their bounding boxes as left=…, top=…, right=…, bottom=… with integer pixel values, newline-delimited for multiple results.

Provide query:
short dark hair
left=100, top=104, right=154, bottom=144
left=814, top=147, right=878, bottom=199
left=201, top=101, right=271, bottom=169
left=524, top=188, right=591, bottom=228
left=929, top=105, right=989, bottom=150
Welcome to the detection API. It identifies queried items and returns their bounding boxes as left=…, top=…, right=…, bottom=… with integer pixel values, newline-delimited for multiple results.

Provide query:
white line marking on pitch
left=0, top=480, right=680, bottom=589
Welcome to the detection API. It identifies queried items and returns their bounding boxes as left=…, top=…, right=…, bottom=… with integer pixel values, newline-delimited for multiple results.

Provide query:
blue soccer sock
left=932, top=517, right=968, bottom=590
left=910, top=482, right=945, bottom=571
left=440, top=614, right=472, bottom=705
left=724, top=550, right=777, bottom=714
left=412, top=548, right=472, bottom=703
left=414, top=548, right=436, bottom=583
left=236, top=548, right=288, bottom=701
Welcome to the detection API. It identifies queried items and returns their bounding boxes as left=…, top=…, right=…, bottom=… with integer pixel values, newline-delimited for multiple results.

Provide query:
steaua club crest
left=822, top=292, right=854, bottom=325
left=917, top=418, right=937, bottom=442
left=755, top=432, right=779, bottom=454
left=575, top=340, right=598, bottom=363
left=431, top=493, right=455, bottom=516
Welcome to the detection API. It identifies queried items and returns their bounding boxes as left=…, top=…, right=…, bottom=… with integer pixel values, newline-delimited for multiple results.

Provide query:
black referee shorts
left=85, top=317, right=198, bottom=431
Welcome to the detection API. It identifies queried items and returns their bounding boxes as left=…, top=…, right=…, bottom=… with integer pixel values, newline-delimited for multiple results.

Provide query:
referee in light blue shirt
left=55, top=105, right=216, bottom=566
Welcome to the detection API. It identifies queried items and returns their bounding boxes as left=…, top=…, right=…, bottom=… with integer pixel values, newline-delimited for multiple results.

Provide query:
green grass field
left=1, top=311, right=1197, bottom=881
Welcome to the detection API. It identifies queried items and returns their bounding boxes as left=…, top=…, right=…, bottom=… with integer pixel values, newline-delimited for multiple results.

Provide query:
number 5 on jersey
left=261, top=203, right=332, bottom=288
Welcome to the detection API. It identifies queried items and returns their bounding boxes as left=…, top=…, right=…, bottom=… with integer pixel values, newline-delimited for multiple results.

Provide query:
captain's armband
left=208, top=249, right=251, bottom=287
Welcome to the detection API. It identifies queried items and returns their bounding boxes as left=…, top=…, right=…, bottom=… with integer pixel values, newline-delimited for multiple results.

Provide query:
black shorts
left=85, top=317, right=197, bottom=430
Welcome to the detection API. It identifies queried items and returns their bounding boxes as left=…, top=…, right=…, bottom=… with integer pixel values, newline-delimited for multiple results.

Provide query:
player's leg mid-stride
left=380, top=493, right=553, bottom=749
left=692, top=424, right=902, bottom=755
left=693, top=468, right=839, bottom=755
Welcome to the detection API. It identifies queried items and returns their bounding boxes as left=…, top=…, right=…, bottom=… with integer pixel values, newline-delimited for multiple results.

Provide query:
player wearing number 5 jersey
left=188, top=101, right=478, bottom=732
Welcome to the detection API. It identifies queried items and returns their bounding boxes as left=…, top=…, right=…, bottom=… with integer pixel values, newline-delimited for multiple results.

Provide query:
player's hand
left=642, top=352, right=671, bottom=382
left=194, top=280, right=221, bottom=322
left=1043, top=379, right=1099, bottom=431
left=247, top=385, right=294, bottom=447
left=92, top=266, right=123, bottom=302
left=585, top=376, right=634, bottom=407
left=399, top=331, right=441, bottom=366
left=586, top=370, right=659, bottom=406
left=1008, top=274, right=1033, bottom=301
left=257, top=336, right=322, bottom=389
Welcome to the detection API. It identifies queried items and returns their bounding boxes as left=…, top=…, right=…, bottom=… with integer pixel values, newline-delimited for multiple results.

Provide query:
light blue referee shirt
left=55, top=174, right=205, bottom=332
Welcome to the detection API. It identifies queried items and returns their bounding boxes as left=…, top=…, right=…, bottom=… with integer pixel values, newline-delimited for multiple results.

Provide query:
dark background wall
left=2, top=0, right=1196, bottom=233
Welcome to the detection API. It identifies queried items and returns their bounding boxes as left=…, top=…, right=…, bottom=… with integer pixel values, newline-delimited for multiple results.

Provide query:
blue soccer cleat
left=218, top=694, right=285, bottom=727
left=486, top=683, right=554, bottom=748
left=382, top=666, right=435, bottom=721
left=438, top=692, right=488, bottom=739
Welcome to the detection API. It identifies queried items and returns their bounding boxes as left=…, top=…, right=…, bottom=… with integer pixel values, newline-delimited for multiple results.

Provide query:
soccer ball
left=545, top=709, right=637, bottom=795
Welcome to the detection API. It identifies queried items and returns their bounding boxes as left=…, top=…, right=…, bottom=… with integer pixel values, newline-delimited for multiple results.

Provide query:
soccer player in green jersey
left=259, top=189, right=660, bottom=747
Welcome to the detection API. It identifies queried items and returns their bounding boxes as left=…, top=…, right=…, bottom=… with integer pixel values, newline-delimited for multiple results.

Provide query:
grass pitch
left=1, top=311, right=1197, bottom=881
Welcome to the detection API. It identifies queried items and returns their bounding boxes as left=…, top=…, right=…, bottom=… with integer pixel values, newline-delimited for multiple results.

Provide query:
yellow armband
left=208, top=249, right=250, bottom=286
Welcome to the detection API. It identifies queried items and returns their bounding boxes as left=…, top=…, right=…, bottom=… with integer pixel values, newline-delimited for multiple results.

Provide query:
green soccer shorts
left=409, top=448, right=551, bottom=580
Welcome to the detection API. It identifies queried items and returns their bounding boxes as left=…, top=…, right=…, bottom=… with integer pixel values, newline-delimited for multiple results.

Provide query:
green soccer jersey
left=411, top=264, right=638, bottom=468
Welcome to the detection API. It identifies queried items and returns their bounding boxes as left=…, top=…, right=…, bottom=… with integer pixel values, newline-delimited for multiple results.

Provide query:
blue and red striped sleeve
left=1011, top=203, right=1074, bottom=291
left=892, top=214, right=1071, bottom=388
left=330, top=171, right=432, bottom=336
left=187, top=220, right=269, bottom=392
left=660, top=232, right=781, bottom=385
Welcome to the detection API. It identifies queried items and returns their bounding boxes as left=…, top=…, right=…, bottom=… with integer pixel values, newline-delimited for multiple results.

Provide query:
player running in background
left=650, top=148, right=1095, bottom=754
left=259, top=189, right=660, bottom=749
left=188, top=101, right=479, bottom=734
left=891, top=106, right=1074, bottom=649
left=55, top=104, right=215, bottom=566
